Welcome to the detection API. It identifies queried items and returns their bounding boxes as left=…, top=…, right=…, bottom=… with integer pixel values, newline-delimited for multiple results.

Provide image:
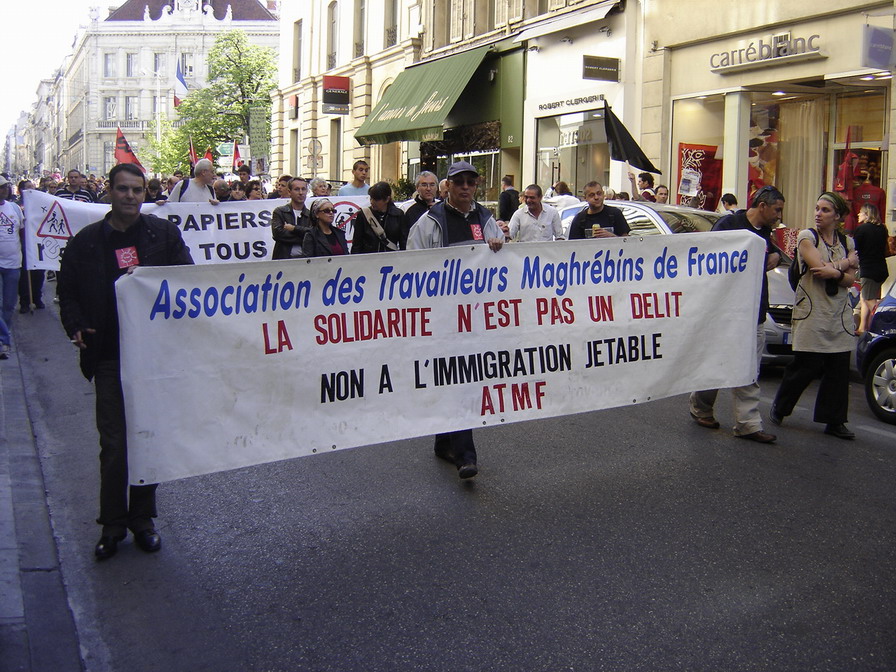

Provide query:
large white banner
left=21, top=190, right=367, bottom=270
left=117, top=231, right=764, bottom=484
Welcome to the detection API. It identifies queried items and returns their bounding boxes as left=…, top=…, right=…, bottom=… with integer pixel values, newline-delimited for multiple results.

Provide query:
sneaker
left=0, top=345, right=9, bottom=360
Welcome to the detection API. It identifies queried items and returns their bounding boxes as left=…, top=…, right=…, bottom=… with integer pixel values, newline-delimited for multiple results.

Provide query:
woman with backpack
left=770, top=191, right=859, bottom=439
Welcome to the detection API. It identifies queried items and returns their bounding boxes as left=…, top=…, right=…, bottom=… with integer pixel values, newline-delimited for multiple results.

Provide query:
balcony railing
left=293, top=67, right=301, bottom=83
left=384, top=26, right=397, bottom=47
left=95, top=119, right=185, bottom=131
left=354, top=41, right=365, bottom=59
left=327, top=52, right=336, bottom=70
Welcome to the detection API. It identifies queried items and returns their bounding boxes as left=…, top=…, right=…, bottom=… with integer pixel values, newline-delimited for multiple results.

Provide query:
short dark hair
left=721, top=193, right=738, bottom=206
left=368, top=181, right=392, bottom=201
left=108, top=163, right=146, bottom=188
left=147, top=178, right=162, bottom=190
left=638, top=172, right=654, bottom=188
left=501, top=175, right=513, bottom=187
left=352, top=160, right=369, bottom=171
left=67, top=169, right=81, bottom=178
left=278, top=174, right=293, bottom=184
left=524, top=184, right=543, bottom=198
left=750, top=185, right=784, bottom=209
left=288, top=176, right=307, bottom=189
left=237, top=164, right=251, bottom=175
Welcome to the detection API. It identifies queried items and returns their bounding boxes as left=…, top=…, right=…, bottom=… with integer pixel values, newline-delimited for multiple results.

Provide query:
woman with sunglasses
left=770, top=191, right=858, bottom=439
left=302, top=199, right=347, bottom=257
left=246, top=180, right=264, bottom=201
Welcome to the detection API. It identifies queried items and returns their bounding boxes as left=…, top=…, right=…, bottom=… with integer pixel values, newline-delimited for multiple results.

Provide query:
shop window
left=670, top=96, right=724, bottom=210
left=537, top=109, right=610, bottom=200
left=833, top=91, right=886, bottom=191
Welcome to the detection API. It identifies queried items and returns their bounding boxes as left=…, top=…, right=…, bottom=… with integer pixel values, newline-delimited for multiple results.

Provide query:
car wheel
left=865, top=349, right=896, bottom=425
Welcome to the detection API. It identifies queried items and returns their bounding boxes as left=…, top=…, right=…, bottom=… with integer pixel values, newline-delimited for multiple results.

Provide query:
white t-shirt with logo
left=0, top=200, right=24, bottom=268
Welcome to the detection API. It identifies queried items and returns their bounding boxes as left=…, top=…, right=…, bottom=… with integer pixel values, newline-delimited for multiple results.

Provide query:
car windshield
left=649, top=206, right=719, bottom=233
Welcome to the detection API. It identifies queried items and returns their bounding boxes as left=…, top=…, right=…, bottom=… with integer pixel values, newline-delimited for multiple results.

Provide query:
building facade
left=640, top=0, right=895, bottom=224
left=272, top=0, right=644, bottom=203
left=31, top=0, right=278, bottom=178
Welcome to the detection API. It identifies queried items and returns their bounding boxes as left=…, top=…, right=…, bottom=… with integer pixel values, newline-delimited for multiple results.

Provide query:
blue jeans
left=0, top=267, right=21, bottom=346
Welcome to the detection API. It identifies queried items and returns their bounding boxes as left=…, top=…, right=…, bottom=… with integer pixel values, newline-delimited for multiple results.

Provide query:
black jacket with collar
left=271, top=202, right=312, bottom=259
left=351, top=202, right=408, bottom=253
left=59, top=213, right=193, bottom=380
left=302, top=225, right=348, bottom=258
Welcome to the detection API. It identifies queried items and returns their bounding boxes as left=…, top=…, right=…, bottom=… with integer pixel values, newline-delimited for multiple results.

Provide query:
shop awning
left=354, top=46, right=490, bottom=146
left=513, top=1, right=617, bottom=43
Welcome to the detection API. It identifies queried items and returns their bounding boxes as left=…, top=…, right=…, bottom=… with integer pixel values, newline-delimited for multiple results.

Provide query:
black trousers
left=772, top=350, right=851, bottom=425
left=433, top=429, right=477, bottom=466
left=94, top=360, right=158, bottom=536
left=18, top=268, right=45, bottom=307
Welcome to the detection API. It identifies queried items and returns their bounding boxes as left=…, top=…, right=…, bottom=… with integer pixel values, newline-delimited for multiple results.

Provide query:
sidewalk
left=0, top=308, right=82, bottom=672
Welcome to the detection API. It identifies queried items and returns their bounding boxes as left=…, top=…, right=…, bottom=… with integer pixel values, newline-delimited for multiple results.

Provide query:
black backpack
left=788, top=229, right=847, bottom=290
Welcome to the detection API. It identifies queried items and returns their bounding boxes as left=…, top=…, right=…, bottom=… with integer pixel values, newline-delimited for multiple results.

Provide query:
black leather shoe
left=768, top=406, right=783, bottom=426
left=34, top=302, right=45, bottom=309
left=824, top=423, right=855, bottom=440
left=19, top=305, right=28, bottom=314
left=133, top=529, right=162, bottom=553
left=457, top=463, right=478, bottom=479
left=95, top=533, right=126, bottom=560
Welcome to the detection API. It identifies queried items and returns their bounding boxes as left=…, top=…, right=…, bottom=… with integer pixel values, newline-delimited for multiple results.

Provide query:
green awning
left=354, top=47, right=490, bottom=146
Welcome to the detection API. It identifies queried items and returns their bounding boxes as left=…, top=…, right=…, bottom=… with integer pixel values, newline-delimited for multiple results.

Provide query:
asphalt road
left=13, top=300, right=896, bottom=672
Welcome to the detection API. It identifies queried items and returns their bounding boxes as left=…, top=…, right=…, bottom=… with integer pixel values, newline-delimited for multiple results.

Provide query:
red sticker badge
left=115, top=246, right=140, bottom=269
left=470, top=224, right=484, bottom=241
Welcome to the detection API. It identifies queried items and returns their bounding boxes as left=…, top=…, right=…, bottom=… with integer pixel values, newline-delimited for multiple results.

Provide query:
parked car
left=558, top=200, right=794, bottom=367
left=856, top=279, right=896, bottom=425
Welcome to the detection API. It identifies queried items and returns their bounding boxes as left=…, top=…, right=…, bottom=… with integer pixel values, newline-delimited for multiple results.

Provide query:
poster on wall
left=676, top=143, right=722, bottom=211
left=748, top=107, right=778, bottom=198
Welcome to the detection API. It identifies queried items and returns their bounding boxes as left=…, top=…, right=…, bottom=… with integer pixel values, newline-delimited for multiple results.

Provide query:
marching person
left=167, top=159, right=217, bottom=203
left=407, top=161, right=504, bottom=479
left=508, top=184, right=564, bottom=242
left=302, top=199, right=348, bottom=257
left=352, top=181, right=407, bottom=254
left=770, top=192, right=858, bottom=440
left=338, top=160, right=370, bottom=196
left=59, top=163, right=193, bottom=559
left=271, top=177, right=312, bottom=259
left=689, top=186, right=784, bottom=444
left=0, top=176, right=23, bottom=360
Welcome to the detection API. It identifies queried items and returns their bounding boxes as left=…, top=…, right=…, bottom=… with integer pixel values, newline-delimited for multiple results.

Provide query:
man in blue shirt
left=338, top=160, right=370, bottom=196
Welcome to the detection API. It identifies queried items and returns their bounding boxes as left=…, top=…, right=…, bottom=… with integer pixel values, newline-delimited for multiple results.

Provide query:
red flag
left=232, top=141, right=243, bottom=171
left=188, top=137, right=198, bottom=167
left=114, top=127, right=145, bottom=171
left=204, top=148, right=214, bottom=162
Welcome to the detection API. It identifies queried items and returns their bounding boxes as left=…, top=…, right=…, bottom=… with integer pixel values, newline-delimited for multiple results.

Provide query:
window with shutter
left=495, top=0, right=507, bottom=26
left=449, top=0, right=464, bottom=42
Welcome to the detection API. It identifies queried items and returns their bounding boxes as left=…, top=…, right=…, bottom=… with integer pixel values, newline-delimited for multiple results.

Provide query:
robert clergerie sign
left=710, top=33, right=823, bottom=73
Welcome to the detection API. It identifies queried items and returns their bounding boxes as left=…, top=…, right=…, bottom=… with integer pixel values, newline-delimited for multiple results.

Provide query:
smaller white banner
left=21, top=190, right=368, bottom=270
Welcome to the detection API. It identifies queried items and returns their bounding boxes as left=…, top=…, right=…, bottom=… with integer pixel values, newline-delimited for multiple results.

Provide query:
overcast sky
left=3, top=1, right=105, bottom=135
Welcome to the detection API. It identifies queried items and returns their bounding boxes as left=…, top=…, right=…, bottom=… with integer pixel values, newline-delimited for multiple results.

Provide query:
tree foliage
left=148, top=30, right=277, bottom=175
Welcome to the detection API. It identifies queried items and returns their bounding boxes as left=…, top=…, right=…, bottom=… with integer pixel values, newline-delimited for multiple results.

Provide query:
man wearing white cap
left=407, top=161, right=504, bottom=479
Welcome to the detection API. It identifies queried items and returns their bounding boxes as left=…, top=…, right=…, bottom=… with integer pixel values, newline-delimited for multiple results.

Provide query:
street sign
left=217, top=142, right=233, bottom=156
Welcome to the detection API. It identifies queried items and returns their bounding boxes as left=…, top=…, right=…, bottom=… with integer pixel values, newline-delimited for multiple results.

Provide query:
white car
left=558, top=200, right=794, bottom=368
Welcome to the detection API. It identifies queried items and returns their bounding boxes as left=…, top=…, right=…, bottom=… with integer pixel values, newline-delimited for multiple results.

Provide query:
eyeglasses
left=450, top=177, right=478, bottom=186
left=317, top=208, right=335, bottom=214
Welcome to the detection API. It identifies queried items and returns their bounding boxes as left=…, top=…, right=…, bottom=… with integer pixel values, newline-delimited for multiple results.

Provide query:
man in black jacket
left=351, top=181, right=408, bottom=253
left=498, top=175, right=519, bottom=224
left=271, top=177, right=312, bottom=259
left=59, top=163, right=193, bottom=560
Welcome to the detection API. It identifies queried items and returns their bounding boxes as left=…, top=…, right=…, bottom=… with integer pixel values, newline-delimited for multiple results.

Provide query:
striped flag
left=188, top=136, right=198, bottom=167
left=174, top=59, right=189, bottom=107
left=232, top=141, right=243, bottom=171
